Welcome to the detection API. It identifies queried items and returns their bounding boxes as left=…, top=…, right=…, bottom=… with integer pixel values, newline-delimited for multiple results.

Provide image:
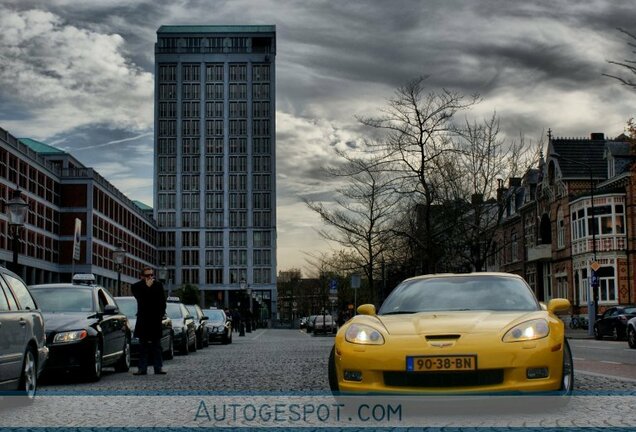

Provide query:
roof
left=606, top=142, right=631, bottom=158
left=550, top=137, right=610, bottom=179
left=18, top=138, right=66, bottom=155
left=157, top=25, right=275, bottom=34
left=133, top=200, right=153, bottom=211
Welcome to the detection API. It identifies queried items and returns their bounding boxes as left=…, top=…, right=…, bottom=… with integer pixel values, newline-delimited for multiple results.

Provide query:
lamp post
left=6, top=189, right=28, bottom=276
left=112, top=242, right=126, bottom=297
left=551, top=153, right=597, bottom=336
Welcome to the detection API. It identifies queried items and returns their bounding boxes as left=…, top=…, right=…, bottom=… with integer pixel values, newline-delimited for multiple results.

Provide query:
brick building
left=0, top=126, right=157, bottom=293
left=496, top=132, right=636, bottom=315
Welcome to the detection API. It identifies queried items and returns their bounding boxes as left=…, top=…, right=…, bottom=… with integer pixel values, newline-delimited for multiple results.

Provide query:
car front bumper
left=334, top=334, right=566, bottom=394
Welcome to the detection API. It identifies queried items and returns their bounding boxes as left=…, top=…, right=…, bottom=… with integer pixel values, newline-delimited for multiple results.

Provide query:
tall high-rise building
left=154, top=26, right=277, bottom=317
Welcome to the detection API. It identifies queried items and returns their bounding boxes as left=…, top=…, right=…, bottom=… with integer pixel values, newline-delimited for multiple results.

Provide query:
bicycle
left=569, top=314, right=588, bottom=330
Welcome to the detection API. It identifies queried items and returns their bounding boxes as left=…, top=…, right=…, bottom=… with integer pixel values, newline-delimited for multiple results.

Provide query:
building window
left=205, top=64, right=223, bottom=81
left=557, top=208, right=565, bottom=249
left=597, top=266, right=617, bottom=304
left=555, top=275, right=567, bottom=299
left=206, top=102, right=223, bottom=118
left=229, top=249, right=247, bottom=266
left=229, top=64, right=247, bottom=81
left=253, top=268, right=271, bottom=284
left=206, top=231, right=223, bottom=247
left=229, top=268, right=247, bottom=284
left=182, top=211, right=200, bottom=228
left=510, top=232, right=518, bottom=262
left=229, top=231, right=247, bottom=247
left=182, top=269, right=199, bottom=284
left=205, top=193, right=224, bottom=210
left=205, top=211, right=224, bottom=228
left=182, top=231, right=199, bottom=247
left=229, top=211, right=247, bottom=228
left=206, top=250, right=224, bottom=266
left=543, top=263, right=552, bottom=301
left=254, top=231, right=271, bottom=247
left=206, top=269, right=223, bottom=285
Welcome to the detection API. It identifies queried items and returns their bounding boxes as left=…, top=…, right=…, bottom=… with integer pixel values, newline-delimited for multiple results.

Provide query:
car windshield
left=205, top=310, right=225, bottom=322
left=29, top=287, right=94, bottom=313
left=378, top=275, right=540, bottom=314
left=314, top=315, right=332, bottom=323
left=115, top=298, right=137, bottom=318
left=185, top=305, right=200, bottom=318
left=166, top=303, right=183, bottom=319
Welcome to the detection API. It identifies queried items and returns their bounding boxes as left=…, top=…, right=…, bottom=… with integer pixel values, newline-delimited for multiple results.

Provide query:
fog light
left=344, top=370, right=363, bottom=381
left=527, top=367, right=549, bottom=379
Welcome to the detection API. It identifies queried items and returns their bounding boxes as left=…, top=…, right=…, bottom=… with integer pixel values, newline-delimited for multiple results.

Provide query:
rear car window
left=4, top=274, right=36, bottom=310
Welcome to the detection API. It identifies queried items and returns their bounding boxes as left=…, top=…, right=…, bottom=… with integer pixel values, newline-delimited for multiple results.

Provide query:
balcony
left=527, top=244, right=551, bottom=261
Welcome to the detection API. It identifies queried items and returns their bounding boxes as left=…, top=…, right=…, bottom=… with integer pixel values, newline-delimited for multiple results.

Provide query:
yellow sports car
left=329, top=273, right=572, bottom=394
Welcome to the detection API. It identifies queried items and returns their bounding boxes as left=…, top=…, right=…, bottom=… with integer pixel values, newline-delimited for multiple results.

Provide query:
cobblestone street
left=38, top=328, right=635, bottom=393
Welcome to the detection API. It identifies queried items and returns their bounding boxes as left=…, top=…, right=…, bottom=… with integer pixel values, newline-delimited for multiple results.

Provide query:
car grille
left=384, top=370, right=504, bottom=388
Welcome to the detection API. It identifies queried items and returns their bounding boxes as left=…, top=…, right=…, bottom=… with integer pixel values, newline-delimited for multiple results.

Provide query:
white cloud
left=0, top=7, right=153, bottom=138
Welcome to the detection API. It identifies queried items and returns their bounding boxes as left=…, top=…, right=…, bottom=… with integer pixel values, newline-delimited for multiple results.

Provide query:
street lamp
left=551, top=152, right=597, bottom=336
left=112, top=242, right=126, bottom=296
left=6, top=189, right=28, bottom=275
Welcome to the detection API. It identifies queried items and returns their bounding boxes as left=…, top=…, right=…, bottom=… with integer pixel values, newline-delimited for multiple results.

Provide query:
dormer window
left=607, top=154, right=615, bottom=178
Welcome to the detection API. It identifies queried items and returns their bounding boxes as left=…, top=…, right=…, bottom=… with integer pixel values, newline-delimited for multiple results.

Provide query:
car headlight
left=503, top=319, right=550, bottom=342
left=345, top=324, right=384, bottom=345
left=53, top=330, right=88, bottom=344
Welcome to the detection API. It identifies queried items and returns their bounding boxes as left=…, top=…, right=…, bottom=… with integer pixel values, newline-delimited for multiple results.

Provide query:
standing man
left=132, top=266, right=167, bottom=375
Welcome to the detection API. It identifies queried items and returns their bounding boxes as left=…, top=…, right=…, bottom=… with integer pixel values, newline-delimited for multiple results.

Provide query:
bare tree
left=357, top=76, right=480, bottom=273
left=604, top=28, right=636, bottom=88
left=304, top=151, right=400, bottom=306
left=437, top=114, right=542, bottom=270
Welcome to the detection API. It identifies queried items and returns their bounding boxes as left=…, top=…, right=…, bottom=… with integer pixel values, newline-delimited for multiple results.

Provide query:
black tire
left=628, top=327, right=636, bottom=349
left=190, top=333, right=197, bottom=352
left=114, top=337, right=131, bottom=372
left=328, top=346, right=339, bottom=393
left=569, top=319, right=576, bottom=329
left=593, top=325, right=602, bottom=340
left=559, top=338, right=574, bottom=395
left=181, top=336, right=190, bottom=355
left=203, top=330, right=209, bottom=347
left=164, top=334, right=174, bottom=360
left=18, top=348, right=37, bottom=400
left=85, top=341, right=103, bottom=382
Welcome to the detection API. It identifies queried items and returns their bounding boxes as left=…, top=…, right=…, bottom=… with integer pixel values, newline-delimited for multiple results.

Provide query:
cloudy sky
left=1, top=0, right=636, bottom=273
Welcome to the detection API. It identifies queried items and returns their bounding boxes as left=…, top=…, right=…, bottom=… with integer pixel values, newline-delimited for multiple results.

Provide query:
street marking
left=250, top=329, right=267, bottom=341
left=600, top=360, right=622, bottom=365
left=572, top=357, right=585, bottom=361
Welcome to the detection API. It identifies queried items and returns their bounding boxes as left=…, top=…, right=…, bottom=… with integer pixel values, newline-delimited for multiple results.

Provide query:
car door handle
left=19, top=318, right=27, bottom=326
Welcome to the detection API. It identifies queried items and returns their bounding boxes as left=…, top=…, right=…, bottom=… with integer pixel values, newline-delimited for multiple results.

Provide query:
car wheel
left=628, top=327, right=636, bottom=349
left=328, top=346, right=339, bottom=393
left=228, top=330, right=233, bottom=344
left=164, top=334, right=174, bottom=360
left=559, top=338, right=574, bottom=395
left=203, top=331, right=209, bottom=347
left=85, top=342, right=103, bottom=382
left=182, top=336, right=190, bottom=355
left=114, top=337, right=131, bottom=372
left=593, top=325, right=602, bottom=340
left=18, top=348, right=37, bottom=400
left=190, top=333, right=197, bottom=352
left=611, top=327, right=621, bottom=341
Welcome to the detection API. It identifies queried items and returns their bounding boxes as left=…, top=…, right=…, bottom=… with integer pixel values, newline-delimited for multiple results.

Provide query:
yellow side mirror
left=357, top=304, right=376, bottom=316
left=547, top=298, right=570, bottom=314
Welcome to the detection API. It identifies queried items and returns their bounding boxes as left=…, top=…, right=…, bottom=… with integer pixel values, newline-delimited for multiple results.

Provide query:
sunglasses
left=143, top=274, right=154, bottom=278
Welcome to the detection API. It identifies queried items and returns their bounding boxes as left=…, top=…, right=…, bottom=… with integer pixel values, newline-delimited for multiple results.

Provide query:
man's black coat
left=131, top=279, right=166, bottom=341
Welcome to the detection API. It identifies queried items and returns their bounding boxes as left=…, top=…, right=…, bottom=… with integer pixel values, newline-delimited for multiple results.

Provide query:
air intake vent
left=425, top=335, right=460, bottom=340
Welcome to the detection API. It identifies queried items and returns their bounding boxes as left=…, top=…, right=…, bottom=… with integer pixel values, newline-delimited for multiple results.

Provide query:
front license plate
left=406, top=355, right=477, bottom=372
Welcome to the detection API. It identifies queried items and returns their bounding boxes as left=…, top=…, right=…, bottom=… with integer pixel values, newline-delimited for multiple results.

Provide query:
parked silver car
left=0, top=267, right=48, bottom=398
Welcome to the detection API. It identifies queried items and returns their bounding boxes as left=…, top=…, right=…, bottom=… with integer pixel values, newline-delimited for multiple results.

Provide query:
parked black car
left=114, top=296, right=174, bottom=361
left=627, top=316, right=636, bottom=349
left=0, top=267, right=48, bottom=398
left=165, top=299, right=196, bottom=354
left=203, top=308, right=232, bottom=344
left=29, top=277, right=131, bottom=381
left=185, top=304, right=209, bottom=349
left=593, top=305, right=636, bottom=340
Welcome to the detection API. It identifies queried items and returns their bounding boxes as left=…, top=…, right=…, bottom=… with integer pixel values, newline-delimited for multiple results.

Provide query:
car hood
left=207, top=320, right=225, bottom=325
left=42, top=312, right=96, bottom=333
left=367, top=311, right=545, bottom=335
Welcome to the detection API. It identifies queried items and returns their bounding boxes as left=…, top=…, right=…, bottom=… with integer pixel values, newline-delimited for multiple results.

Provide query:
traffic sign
left=329, top=279, right=337, bottom=293
left=351, top=274, right=360, bottom=289
left=591, top=261, right=600, bottom=272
